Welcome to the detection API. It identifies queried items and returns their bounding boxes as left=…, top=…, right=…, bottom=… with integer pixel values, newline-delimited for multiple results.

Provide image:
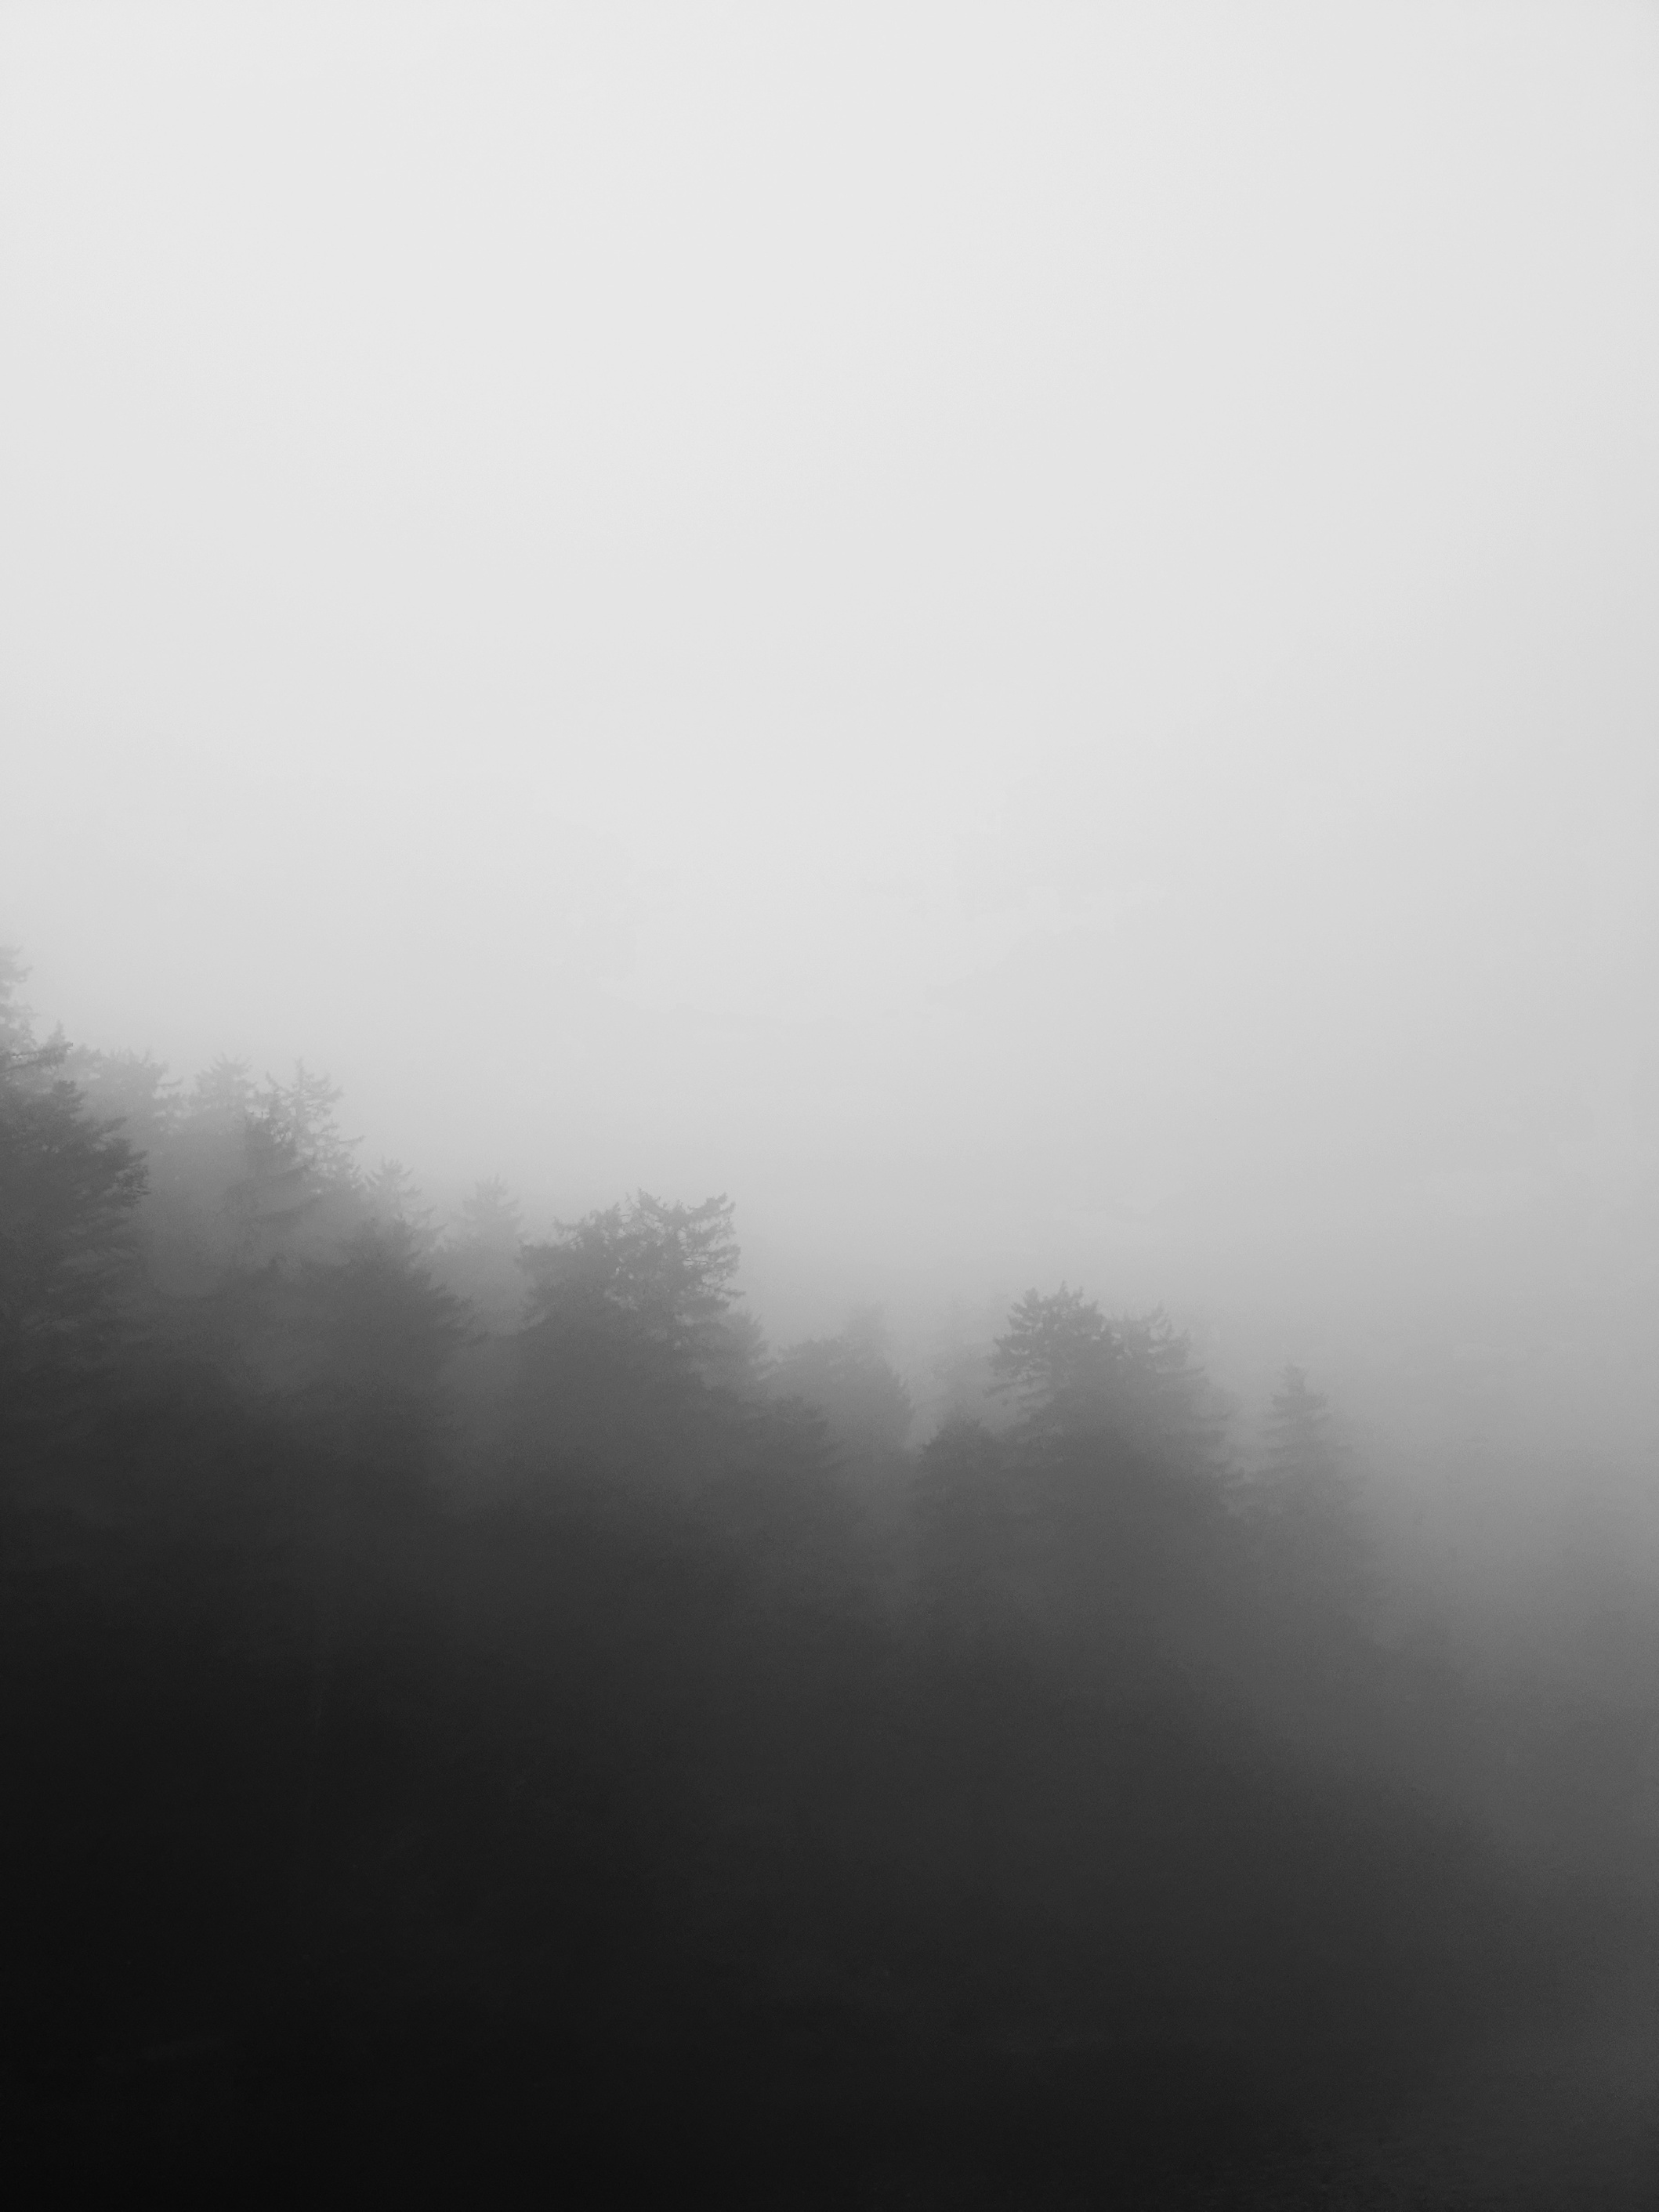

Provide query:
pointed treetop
left=454, top=1176, right=526, bottom=1252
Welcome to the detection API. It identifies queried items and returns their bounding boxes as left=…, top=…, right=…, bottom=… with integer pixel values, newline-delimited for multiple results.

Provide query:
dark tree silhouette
left=771, top=1306, right=914, bottom=1463
left=990, top=1288, right=1223, bottom=1464
left=0, top=955, right=147, bottom=1402
left=438, top=1175, right=528, bottom=1331
left=1251, top=1363, right=1372, bottom=1627
left=521, top=1191, right=741, bottom=1370
left=364, top=1159, right=440, bottom=1252
left=0, top=947, right=1620, bottom=2205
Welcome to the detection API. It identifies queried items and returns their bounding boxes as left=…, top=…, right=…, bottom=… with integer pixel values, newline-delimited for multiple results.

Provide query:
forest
left=3, top=944, right=1656, bottom=2203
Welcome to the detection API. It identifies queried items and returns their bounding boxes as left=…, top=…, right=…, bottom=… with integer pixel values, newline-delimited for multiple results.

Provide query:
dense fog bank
left=7, top=5, right=1657, bottom=2197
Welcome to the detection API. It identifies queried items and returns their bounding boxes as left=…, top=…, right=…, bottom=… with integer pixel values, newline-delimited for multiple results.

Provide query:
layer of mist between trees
left=4, top=945, right=1657, bottom=2203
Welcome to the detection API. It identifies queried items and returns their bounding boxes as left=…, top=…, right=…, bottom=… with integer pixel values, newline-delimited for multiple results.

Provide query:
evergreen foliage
left=1251, top=1363, right=1373, bottom=1627
left=0, top=954, right=148, bottom=1400
left=771, top=1306, right=915, bottom=1461
left=522, top=1190, right=742, bottom=1370
left=2, top=954, right=1646, bottom=2198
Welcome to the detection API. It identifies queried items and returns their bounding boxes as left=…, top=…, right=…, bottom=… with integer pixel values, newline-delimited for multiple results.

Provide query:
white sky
left=3, top=2, right=1657, bottom=1374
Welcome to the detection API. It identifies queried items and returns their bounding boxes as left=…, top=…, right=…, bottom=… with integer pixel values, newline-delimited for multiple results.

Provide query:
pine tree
left=0, top=954, right=147, bottom=1400
left=439, top=1176, right=529, bottom=1331
left=506, top=1193, right=752, bottom=1483
left=0, top=946, right=40, bottom=1059
left=772, top=1306, right=915, bottom=1462
left=1254, top=1365, right=1371, bottom=1626
left=969, top=1287, right=1240, bottom=1674
left=255, top=1062, right=361, bottom=1198
left=364, top=1160, right=440, bottom=1254
left=990, top=1290, right=1225, bottom=1470
left=219, top=1062, right=361, bottom=1269
left=189, top=1056, right=257, bottom=1128
left=453, top=1175, right=526, bottom=1252
left=521, top=1191, right=743, bottom=1378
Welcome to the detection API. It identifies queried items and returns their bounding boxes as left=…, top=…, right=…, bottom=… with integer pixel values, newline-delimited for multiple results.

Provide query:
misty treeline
left=3, top=948, right=1654, bottom=2196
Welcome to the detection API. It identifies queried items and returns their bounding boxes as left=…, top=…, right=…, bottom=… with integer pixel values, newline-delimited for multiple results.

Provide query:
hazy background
left=3, top=2, right=1657, bottom=1442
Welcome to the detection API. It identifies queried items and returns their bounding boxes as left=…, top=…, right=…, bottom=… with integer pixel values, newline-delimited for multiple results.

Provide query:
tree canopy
left=2, top=949, right=1634, bottom=2203
left=0, top=954, right=147, bottom=1397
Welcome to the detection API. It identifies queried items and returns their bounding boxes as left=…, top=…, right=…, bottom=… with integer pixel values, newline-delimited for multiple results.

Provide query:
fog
left=5, top=4, right=1659, bottom=2200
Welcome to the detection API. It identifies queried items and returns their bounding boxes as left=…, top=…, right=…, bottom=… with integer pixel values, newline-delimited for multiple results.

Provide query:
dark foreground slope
left=3, top=1012, right=1656, bottom=2204
left=6, top=1357, right=1654, bottom=2207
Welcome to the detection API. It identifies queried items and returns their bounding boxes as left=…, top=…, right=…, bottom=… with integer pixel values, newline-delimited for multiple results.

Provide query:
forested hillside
left=4, top=950, right=1655, bottom=2203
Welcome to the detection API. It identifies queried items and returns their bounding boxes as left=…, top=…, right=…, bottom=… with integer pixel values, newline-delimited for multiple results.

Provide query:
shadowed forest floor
left=11, top=2009, right=1659, bottom=2205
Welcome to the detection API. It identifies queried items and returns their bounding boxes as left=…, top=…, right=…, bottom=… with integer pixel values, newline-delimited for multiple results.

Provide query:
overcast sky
left=3, top=2, right=1657, bottom=1372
